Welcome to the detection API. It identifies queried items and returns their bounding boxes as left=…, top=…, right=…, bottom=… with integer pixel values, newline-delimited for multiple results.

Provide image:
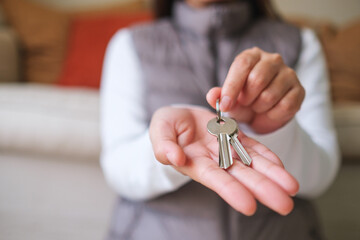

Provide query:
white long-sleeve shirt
left=100, top=27, right=340, bottom=201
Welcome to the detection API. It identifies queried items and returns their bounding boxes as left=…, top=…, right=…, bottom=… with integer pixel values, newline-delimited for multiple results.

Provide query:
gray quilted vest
left=107, top=1, right=325, bottom=240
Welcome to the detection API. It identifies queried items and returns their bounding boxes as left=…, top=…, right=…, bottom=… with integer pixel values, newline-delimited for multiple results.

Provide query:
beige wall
left=4, top=0, right=360, bottom=25
left=273, top=0, right=360, bottom=25
left=30, top=0, right=134, bottom=10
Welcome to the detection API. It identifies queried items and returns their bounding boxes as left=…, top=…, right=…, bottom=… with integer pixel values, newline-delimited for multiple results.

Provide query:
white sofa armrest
left=0, top=84, right=101, bottom=162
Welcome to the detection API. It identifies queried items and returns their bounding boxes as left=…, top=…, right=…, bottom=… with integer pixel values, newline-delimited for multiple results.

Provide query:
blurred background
left=0, top=0, right=359, bottom=239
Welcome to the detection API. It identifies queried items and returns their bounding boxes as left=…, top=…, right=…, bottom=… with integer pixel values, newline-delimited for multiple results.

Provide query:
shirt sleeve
left=100, top=29, right=191, bottom=201
left=241, top=28, right=341, bottom=198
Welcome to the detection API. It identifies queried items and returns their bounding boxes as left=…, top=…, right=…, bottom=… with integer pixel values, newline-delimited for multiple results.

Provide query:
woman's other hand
left=207, top=47, right=305, bottom=134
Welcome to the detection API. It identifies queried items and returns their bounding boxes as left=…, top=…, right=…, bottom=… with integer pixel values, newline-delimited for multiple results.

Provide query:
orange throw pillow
left=57, top=12, right=152, bottom=89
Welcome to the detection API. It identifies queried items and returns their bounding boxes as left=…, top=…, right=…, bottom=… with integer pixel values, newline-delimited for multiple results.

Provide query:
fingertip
left=165, top=152, right=176, bottom=165
left=174, top=149, right=187, bottom=167
left=154, top=140, right=184, bottom=166
left=268, top=192, right=295, bottom=216
left=166, top=145, right=187, bottom=167
left=265, top=164, right=299, bottom=197
left=279, top=170, right=299, bottom=197
left=242, top=201, right=257, bottom=216
left=232, top=192, right=257, bottom=216
left=206, top=87, right=222, bottom=109
left=289, top=179, right=300, bottom=197
left=279, top=197, right=294, bottom=216
left=220, top=95, right=232, bottom=112
left=205, top=92, right=213, bottom=108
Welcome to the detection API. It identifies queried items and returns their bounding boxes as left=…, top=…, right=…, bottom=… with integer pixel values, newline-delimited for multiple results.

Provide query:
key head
left=207, top=117, right=238, bottom=136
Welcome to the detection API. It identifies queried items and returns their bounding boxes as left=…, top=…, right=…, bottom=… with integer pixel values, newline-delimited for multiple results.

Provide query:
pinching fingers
left=221, top=48, right=261, bottom=112
left=206, top=87, right=222, bottom=109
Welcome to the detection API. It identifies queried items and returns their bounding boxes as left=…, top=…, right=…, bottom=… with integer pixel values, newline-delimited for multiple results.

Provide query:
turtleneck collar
left=173, top=0, right=253, bottom=38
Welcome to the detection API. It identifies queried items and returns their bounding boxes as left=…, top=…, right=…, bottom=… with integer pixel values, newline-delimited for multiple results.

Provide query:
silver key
left=230, top=132, right=252, bottom=166
left=207, top=116, right=238, bottom=169
left=207, top=99, right=252, bottom=168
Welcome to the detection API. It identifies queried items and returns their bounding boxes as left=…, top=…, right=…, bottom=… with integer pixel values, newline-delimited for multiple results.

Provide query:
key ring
left=216, top=99, right=221, bottom=122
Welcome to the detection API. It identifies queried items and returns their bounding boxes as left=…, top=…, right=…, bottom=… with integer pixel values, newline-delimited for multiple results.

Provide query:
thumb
left=206, top=87, right=222, bottom=110
left=149, top=108, right=187, bottom=167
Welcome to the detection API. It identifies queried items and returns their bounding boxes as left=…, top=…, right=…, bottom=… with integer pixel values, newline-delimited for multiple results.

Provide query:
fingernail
left=290, top=190, right=298, bottom=197
left=166, top=152, right=177, bottom=166
left=220, top=96, right=232, bottom=111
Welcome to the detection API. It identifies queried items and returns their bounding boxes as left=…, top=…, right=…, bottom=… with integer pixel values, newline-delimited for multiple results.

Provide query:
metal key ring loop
left=216, top=99, right=221, bottom=122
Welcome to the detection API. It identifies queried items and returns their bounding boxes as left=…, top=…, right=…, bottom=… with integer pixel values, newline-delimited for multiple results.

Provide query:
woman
left=100, top=0, right=340, bottom=239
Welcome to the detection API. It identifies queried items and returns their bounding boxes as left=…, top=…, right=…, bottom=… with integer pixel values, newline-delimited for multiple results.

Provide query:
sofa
left=0, top=0, right=359, bottom=239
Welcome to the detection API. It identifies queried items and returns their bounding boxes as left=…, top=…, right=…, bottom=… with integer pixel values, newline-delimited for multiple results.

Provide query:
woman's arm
left=100, top=29, right=190, bottom=201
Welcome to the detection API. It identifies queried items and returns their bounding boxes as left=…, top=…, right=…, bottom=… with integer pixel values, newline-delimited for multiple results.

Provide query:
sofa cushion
left=0, top=5, right=5, bottom=25
left=1, top=0, right=69, bottom=84
left=0, top=27, right=19, bottom=83
left=0, top=84, right=100, bottom=161
left=322, top=20, right=360, bottom=103
left=287, top=18, right=360, bottom=103
left=0, top=0, right=150, bottom=86
left=25, top=0, right=145, bottom=12
left=57, top=11, right=152, bottom=88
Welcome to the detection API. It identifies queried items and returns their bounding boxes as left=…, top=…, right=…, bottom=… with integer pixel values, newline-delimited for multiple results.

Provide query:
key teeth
left=219, top=154, right=233, bottom=169
left=243, top=158, right=252, bottom=166
left=230, top=135, right=253, bottom=167
left=222, top=163, right=233, bottom=170
left=219, top=133, right=233, bottom=169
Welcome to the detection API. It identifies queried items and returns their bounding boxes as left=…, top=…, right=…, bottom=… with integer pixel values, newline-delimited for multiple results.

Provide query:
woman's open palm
left=149, top=106, right=299, bottom=216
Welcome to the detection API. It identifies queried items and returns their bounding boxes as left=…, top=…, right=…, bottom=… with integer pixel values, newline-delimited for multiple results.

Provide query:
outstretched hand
left=149, top=106, right=299, bottom=216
